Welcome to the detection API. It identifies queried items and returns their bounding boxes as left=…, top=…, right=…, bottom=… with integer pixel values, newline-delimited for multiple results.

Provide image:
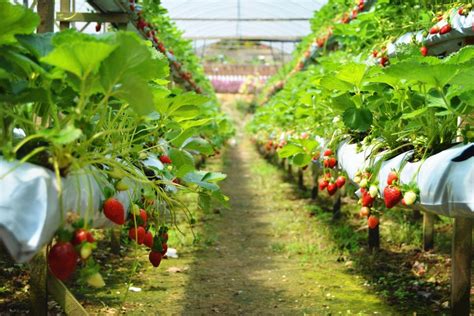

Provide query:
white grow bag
left=0, top=157, right=151, bottom=263
left=337, top=142, right=474, bottom=218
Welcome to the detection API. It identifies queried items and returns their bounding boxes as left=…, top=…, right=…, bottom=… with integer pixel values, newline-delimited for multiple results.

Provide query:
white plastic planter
left=0, top=157, right=151, bottom=263
left=337, top=142, right=474, bottom=218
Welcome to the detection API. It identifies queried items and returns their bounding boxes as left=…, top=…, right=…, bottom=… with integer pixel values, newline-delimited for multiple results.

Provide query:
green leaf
left=183, top=171, right=220, bottom=191
left=169, top=148, right=195, bottom=178
left=336, top=63, right=367, bottom=88
left=201, top=171, right=227, bottom=183
left=342, top=107, right=373, bottom=132
left=115, top=75, right=155, bottom=115
left=320, top=75, right=353, bottom=91
left=292, top=153, right=312, bottom=166
left=0, top=1, right=39, bottom=45
left=401, top=107, right=429, bottom=120
left=39, top=124, right=82, bottom=145
left=277, top=143, right=303, bottom=158
left=182, top=137, right=214, bottom=155
left=16, top=33, right=54, bottom=58
left=41, top=40, right=116, bottom=78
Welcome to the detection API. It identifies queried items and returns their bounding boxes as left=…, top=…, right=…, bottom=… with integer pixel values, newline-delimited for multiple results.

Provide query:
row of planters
left=117, top=0, right=213, bottom=94
left=249, top=0, right=473, bottom=313
left=0, top=0, right=233, bottom=305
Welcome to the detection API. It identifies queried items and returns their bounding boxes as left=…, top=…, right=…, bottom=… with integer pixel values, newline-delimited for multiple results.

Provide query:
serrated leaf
left=277, top=143, right=303, bottom=158
left=342, top=107, right=373, bottom=132
left=0, top=2, right=39, bottom=45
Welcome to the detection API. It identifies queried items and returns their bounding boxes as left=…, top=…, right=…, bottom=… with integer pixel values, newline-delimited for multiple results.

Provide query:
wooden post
left=110, top=228, right=121, bottom=254
left=332, top=191, right=341, bottom=220
left=423, top=212, right=435, bottom=251
left=37, top=0, right=55, bottom=33
left=47, top=274, right=88, bottom=315
left=288, top=163, right=292, bottom=178
left=451, top=217, right=472, bottom=315
left=59, top=0, right=71, bottom=30
left=311, top=163, right=319, bottom=200
left=297, top=168, right=304, bottom=190
left=29, top=248, right=48, bottom=316
left=368, top=225, right=380, bottom=251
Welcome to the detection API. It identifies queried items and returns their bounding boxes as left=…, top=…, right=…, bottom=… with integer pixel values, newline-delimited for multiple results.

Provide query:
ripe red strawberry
left=129, top=226, right=146, bottom=245
left=103, top=198, right=125, bottom=225
left=458, top=7, right=464, bottom=15
left=384, top=185, right=402, bottom=208
left=335, top=176, right=346, bottom=188
left=95, top=23, right=101, bottom=32
left=323, top=149, right=333, bottom=156
left=327, top=183, right=338, bottom=196
left=137, top=19, right=147, bottom=30
left=319, top=179, right=329, bottom=190
left=380, top=56, right=389, bottom=67
left=149, top=251, right=162, bottom=267
left=72, top=229, right=94, bottom=246
left=159, top=155, right=172, bottom=164
left=324, top=157, right=337, bottom=168
left=161, top=243, right=168, bottom=256
left=367, top=216, right=379, bottom=229
left=144, top=231, right=154, bottom=248
left=48, top=242, right=78, bottom=281
left=361, top=190, right=375, bottom=207
left=387, top=171, right=398, bottom=185
left=372, top=50, right=379, bottom=57
left=429, top=25, right=440, bottom=34
left=420, top=46, right=428, bottom=56
left=139, top=209, right=147, bottom=227
left=439, top=24, right=452, bottom=35
left=160, top=231, right=169, bottom=243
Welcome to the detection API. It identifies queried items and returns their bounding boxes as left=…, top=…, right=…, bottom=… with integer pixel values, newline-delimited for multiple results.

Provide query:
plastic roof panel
left=161, top=0, right=327, bottom=40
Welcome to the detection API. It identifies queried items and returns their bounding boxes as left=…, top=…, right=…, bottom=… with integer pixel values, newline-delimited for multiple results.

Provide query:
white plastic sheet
left=0, top=158, right=143, bottom=263
left=337, top=142, right=474, bottom=218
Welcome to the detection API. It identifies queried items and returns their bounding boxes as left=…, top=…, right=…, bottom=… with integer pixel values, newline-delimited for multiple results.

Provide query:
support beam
left=423, top=212, right=435, bottom=251
left=47, top=274, right=88, bottom=315
left=173, top=18, right=311, bottom=22
left=451, top=217, right=472, bottom=315
left=37, top=0, right=55, bottom=33
left=59, top=0, right=71, bottom=30
left=56, top=12, right=130, bottom=24
left=29, top=249, right=48, bottom=316
left=311, top=164, right=319, bottom=200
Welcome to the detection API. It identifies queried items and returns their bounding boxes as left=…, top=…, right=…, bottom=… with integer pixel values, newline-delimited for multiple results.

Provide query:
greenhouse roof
left=160, top=0, right=327, bottom=42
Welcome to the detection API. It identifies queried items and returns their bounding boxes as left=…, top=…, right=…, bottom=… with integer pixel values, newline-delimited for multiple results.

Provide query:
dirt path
left=175, top=95, right=396, bottom=315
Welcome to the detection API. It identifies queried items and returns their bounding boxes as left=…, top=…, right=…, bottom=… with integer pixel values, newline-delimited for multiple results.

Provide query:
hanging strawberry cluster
left=124, top=0, right=203, bottom=93
left=48, top=222, right=105, bottom=288
left=318, top=149, right=346, bottom=196
left=354, top=168, right=420, bottom=229
left=262, top=0, right=374, bottom=104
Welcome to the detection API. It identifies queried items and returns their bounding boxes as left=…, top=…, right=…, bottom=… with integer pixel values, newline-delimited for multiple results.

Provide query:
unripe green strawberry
left=359, top=178, right=368, bottom=188
left=80, top=242, right=94, bottom=260
left=369, top=185, right=378, bottom=198
left=403, top=191, right=417, bottom=206
left=87, top=272, right=105, bottom=288
left=115, top=179, right=129, bottom=191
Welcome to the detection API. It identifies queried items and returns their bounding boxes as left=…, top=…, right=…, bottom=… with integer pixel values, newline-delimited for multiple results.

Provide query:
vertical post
left=29, top=248, right=48, bottom=316
left=287, top=163, right=292, bottom=178
left=59, top=0, right=71, bottom=30
left=311, top=163, right=319, bottom=200
left=423, top=212, right=435, bottom=251
left=368, top=225, right=380, bottom=251
left=110, top=228, right=121, bottom=254
left=332, top=191, right=341, bottom=220
left=37, top=0, right=55, bottom=33
left=451, top=217, right=472, bottom=315
left=297, top=168, right=304, bottom=190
